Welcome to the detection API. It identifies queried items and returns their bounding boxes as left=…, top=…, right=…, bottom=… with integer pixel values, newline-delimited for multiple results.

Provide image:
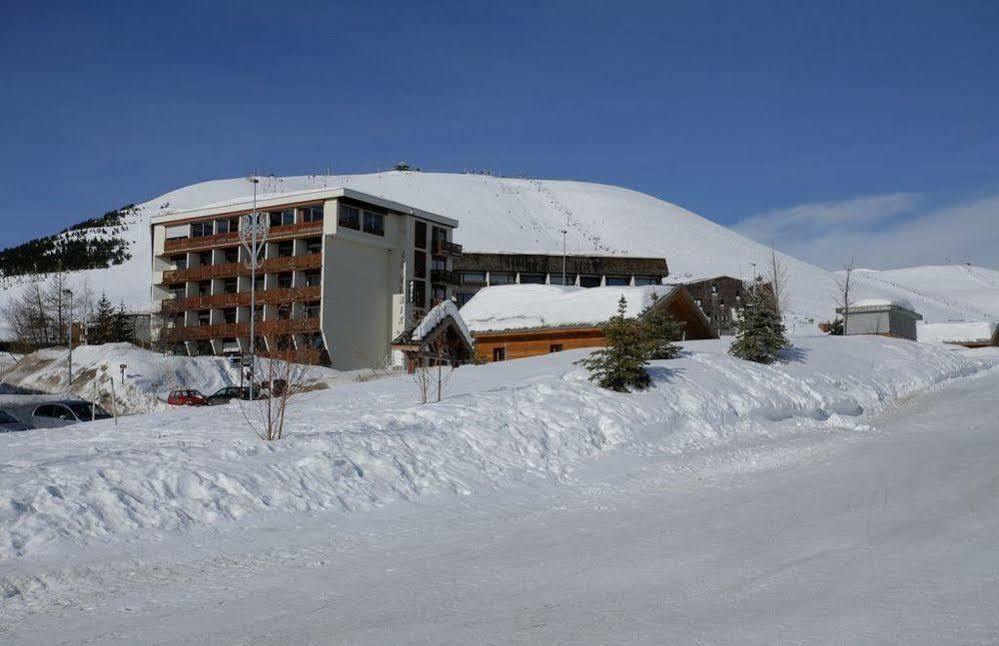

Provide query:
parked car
left=205, top=386, right=265, bottom=405
left=167, top=389, right=209, bottom=406
left=31, top=401, right=113, bottom=429
left=0, top=409, right=31, bottom=432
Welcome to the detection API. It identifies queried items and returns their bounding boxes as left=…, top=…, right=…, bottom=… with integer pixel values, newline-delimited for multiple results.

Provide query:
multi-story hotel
left=150, top=188, right=460, bottom=370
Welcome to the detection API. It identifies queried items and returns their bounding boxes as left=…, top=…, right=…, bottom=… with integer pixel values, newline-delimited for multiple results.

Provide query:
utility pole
left=240, top=177, right=269, bottom=400
left=63, top=288, right=73, bottom=389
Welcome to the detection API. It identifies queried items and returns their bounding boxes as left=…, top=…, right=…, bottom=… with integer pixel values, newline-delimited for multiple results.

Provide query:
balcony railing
left=164, top=221, right=324, bottom=253
left=430, top=269, right=461, bottom=285
left=161, top=253, right=322, bottom=284
left=160, top=285, right=322, bottom=314
left=161, top=317, right=321, bottom=343
left=432, top=239, right=462, bottom=257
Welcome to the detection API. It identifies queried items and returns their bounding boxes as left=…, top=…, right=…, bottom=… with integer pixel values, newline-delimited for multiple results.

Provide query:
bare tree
left=240, top=352, right=309, bottom=441
left=769, top=245, right=790, bottom=320
left=837, top=258, right=855, bottom=333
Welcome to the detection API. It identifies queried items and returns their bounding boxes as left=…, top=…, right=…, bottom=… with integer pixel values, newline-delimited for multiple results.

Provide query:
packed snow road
left=5, top=366, right=999, bottom=644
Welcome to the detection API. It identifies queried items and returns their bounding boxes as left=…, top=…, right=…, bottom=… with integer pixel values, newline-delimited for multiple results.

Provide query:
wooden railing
left=160, top=285, right=321, bottom=314
left=164, top=221, right=324, bottom=253
left=430, top=269, right=461, bottom=285
left=432, top=239, right=462, bottom=256
left=161, top=317, right=320, bottom=343
left=161, top=253, right=322, bottom=284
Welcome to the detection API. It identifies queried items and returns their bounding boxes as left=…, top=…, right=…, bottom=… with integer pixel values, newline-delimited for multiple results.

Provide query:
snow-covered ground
left=1, top=337, right=998, bottom=643
left=7, top=170, right=995, bottom=338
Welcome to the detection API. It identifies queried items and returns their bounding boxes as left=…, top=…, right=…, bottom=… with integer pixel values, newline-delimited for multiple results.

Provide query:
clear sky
left=1, top=1, right=997, bottom=269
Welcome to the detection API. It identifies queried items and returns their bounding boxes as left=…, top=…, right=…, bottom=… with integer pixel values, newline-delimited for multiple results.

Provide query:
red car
left=167, top=389, right=209, bottom=406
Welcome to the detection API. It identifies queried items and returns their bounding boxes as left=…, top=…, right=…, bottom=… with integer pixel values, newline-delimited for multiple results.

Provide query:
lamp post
left=559, top=227, right=568, bottom=286
left=240, top=177, right=269, bottom=400
left=63, top=288, right=73, bottom=389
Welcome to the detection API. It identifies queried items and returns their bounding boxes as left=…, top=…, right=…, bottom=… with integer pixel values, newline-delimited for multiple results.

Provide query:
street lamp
left=240, top=177, right=269, bottom=400
left=63, top=288, right=73, bottom=388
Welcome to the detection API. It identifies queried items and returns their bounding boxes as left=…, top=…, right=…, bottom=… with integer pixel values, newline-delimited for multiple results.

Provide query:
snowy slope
left=1, top=336, right=995, bottom=559
left=2, top=171, right=996, bottom=336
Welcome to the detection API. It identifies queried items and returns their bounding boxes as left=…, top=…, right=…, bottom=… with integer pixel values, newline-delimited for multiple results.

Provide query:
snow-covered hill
left=0, top=171, right=995, bottom=334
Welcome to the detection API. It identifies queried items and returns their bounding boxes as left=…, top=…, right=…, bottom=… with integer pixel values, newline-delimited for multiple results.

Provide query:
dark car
left=207, top=386, right=248, bottom=405
left=167, top=389, right=209, bottom=406
left=0, top=409, right=31, bottom=432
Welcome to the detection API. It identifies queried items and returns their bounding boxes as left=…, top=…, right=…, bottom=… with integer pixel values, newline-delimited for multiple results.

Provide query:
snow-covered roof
left=411, top=300, right=475, bottom=348
left=459, top=284, right=679, bottom=332
left=851, top=298, right=916, bottom=310
left=918, top=321, right=998, bottom=345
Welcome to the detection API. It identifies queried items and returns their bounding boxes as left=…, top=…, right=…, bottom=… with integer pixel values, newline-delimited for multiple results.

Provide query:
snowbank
left=1, top=336, right=995, bottom=558
left=460, top=284, right=676, bottom=331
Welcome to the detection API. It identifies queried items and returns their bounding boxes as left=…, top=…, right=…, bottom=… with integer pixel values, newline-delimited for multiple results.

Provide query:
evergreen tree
left=641, top=293, right=684, bottom=360
left=91, top=293, right=115, bottom=344
left=576, top=296, right=651, bottom=392
left=112, top=302, right=134, bottom=343
left=729, top=282, right=789, bottom=364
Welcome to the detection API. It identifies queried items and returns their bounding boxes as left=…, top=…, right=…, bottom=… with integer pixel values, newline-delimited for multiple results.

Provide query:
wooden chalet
left=391, top=300, right=476, bottom=373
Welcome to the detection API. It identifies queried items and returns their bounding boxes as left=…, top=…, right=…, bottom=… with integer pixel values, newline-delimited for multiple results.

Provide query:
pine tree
left=641, top=293, right=684, bottom=360
left=112, top=302, right=134, bottom=343
left=576, top=296, right=651, bottom=392
left=91, top=293, right=115, bottom=344
left=729, top=282, right=789, bottom=364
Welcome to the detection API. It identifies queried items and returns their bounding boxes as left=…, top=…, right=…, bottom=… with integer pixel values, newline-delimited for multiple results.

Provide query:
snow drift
left=1, top=336, right=995, bottom=559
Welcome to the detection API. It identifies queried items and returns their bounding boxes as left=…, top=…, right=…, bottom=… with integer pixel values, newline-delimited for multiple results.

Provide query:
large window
left=339, top=205, right=360, bottom=230
left=215, top=217, right=238, bottom=234
left=461, top=271, right=486, bottom=285
left=519, top=273, right=546, bottom=284
left=191, top=221, right=214, bottom=237
left=411, top=279, right=426, bottom=307
left=223, top=308, right=237, bottom=323
left=224, top=247, right=239, bottom=264
left=579, top=275, right=602, bottom=288
left=302, top=205, right=323, bottom=222
left=363, top=210, right=384, bottom=236
left=277, top=272, right=293, bottom=288
left=488, top=272, right=515, bottom=285
left=550, top=274, right=576, bottom=286
left=171, top=255, right=187, bottom=270
left=305, top=301, right=320, bottom=318
left=197, top=281, right=211, bottom=296
left=605, top=276, right=630, bottom=286
left=277, top=241, right=294, bottom=258
left=415, top=250, right=427, bottom=279
left=304, top=269, right=321, bottom=286
left=633, top=276, right=660, bottom=286
left=269, top=210, right=295, bottom=227
left=197, top=310, right=210, bottom=326
left=431, top=256, right=446, bottom=271
left=198, top=251, right=212, bottom=266
left=223, top=277, right=238, bottom=294
left=414, top=220, right=427, bottom=249
left=306, top=237, right=322, bottom=254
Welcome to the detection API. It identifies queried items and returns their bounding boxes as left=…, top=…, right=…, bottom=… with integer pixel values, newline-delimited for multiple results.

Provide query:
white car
left=31, top=401, right=113, bottom=429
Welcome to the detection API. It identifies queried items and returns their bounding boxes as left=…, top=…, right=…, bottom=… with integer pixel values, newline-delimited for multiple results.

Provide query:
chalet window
left=363, top=211, right=384, bottom=236
left=305, top=301, right=320, bottom=318
left=223, top=277, right=238, bottom=294
left=198, top=281, right=211, bottom=296
left=304, top=269, right=321, bottom=287
left=518, top=273, right=546, bottom=284
left=277, top=272, right=293, bottom=288
left=579, top=275, right=601, bottom=288
left=302, top=205, right=323, bottom=222
left=306, top=237, right=322, bottom=254
left=415, top=250, right=427, bottom=279
left=461, top=271, right=486, bottom=285
left=171, top=255, right=187, bottom=270
left=223, top=308, right=237, bottom=323
left=191, top=221, right=214, bottom=237
left=224, top=247, right=239, bottom=264
left=197, top=310, right=210, bottom=326
left=414, top=220, right=427, bottom=249
left=269, top=210, right=295, bottom=227
left=492, top=347, right=506, bottom=362
left=277, top=241, right=294, bottom=258
left=488, top=272, right=514, bottom=285
left=605, top=276, right=630, bottom=286
left=550, top=274, right=576, bottom=286
left=338, top=205, right=360, bottom=230
left=549, top=344, right=563, bottom=353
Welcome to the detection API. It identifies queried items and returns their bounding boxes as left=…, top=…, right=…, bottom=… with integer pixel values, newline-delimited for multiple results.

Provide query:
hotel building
left=150, top=188, right=460, bottom=370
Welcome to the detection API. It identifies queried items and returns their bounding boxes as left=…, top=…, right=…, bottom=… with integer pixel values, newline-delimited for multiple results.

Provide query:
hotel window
left=305, top=332, right=324, bottom=349
left=197, top=280, right=211, bottom=296
left=277, top=304, right=292, bottom=320
left=191, top=221, right=214, bottom=237
left=269, top=209, right=295, bottom=227
left=633, top=276, right=660, bottom=286
left=223, top=308, right=237, bottom=323
left=415, top=250, right=427, bottom=279
left=254, top=275, right=265, bottom=291
left=171, top=284, right=185, bottom=300
left=363, top=210, right=385, bottom=236
left=579, top=275, right=601, bottom=288
left=519, top=273, right=546, bottom=284
left=198, top=251, right=212, bottom=266
left=305, top=301, right=320, bottom=318
left=277, top=272, right=293, bottom=288
left=492, top=347, right=506, bottom=362
left=171, top=255, right=187, bottom=270
left=549, top=344, right=563, bottom=353
left=302, top=205, right=323, bottom=222
left=277, top=241, right=294, bottom=258
left=550, top=274, right=576, bottom=286
left=605, top=275, right=630, bottom=286
left=215, top=218, right=237, bottom=234
left=488, top=272, right=515, bottom=285
left=414, top=221, right=427, bottom=249
left=196, top=340, right=213, bottom=356
left=197, top=310, right=210, bottom=326
left=304, top=269, right=321, bottom=287
left=461, top=271, right=486, bottom=285
left=411, top=279, right=426, bottom=306
left=306, top=237, right=322, bottom=254
left=224, top=247, right=239, bottom=264
left=432, top=286, right=446, bottom=304
left=338, top=205, right=360, bottom=230
left=432, top=226, right=447, bottom=245
left=223, top=277, right=238, bottom=294
left=253, top=305, right=264, bottom=322
left=431, top=256, right=446, bottom=271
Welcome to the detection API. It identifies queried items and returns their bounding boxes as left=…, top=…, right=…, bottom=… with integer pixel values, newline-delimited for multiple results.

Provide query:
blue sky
left=1, top=1, right=997, bottom=268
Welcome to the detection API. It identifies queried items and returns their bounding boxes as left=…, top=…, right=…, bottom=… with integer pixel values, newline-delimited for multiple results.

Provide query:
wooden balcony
left=160, top=285, right=322, bottom=314
left=430, top=269, right=461, bottom=285
left=164, top=221, right=324, bottom=254
left=432, top=239, right=463, bottom=257
left=161, top=317, right=321, bottom=343
left=161, top=253, right=322, bottom=284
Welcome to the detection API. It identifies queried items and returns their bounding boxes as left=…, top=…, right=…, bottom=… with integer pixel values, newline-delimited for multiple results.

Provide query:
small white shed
left=835, top=299, right=923, bottom=340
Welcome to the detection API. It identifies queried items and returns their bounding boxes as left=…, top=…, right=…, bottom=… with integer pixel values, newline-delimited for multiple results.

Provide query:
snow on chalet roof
left=459, top=284, right=679, bottom=333
left=918, top=321, right=998, bottom=345
left=411, top=300, right=475, bottom=347
left=849, top=298, right=916, bottom=310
